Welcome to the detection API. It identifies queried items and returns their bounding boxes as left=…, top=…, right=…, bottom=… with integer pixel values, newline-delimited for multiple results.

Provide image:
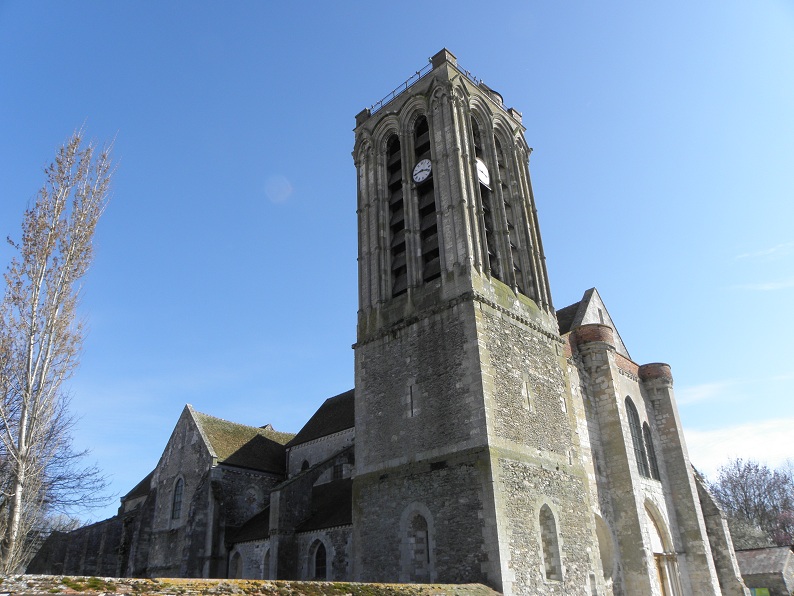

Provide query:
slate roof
left=227, top=506, right=271, bottom=544
left=286, top=390, right=354, bottom=448
left=735, top=545, right=794, bottom=575
left=555, top=301, right=582, bottom=335
left=122, top=470, right=154, bottom=501
left=192, top=410, right=295, bottom=474
left=295, top=478, right=353, bottom=533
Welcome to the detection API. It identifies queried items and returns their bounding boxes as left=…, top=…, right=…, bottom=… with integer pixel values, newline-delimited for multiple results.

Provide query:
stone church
left=29, top=49, right=750, bottom=596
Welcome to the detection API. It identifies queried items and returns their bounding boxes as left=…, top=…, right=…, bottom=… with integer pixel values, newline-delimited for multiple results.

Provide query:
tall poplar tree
left=0, top=131, right=112, bottom=573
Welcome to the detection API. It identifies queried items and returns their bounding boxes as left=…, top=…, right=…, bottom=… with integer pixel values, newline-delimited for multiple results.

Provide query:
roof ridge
left=193, top=409, right=290, bottom=436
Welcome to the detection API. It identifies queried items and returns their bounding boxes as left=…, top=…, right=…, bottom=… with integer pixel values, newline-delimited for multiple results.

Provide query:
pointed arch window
left=386, top=134, right=408, bottom=296
left=539, top=504, right=562, bottom=581
left=414, top=116, right=440, bottom=282
left=626, top=397, right=650, bottom=477
left=495, top=136, right=525, bottom=294
left=643, top=422, right=661, bottom=480
left=471, top=118, right=501, bottom=280
left=172, top=478, right=184, bottom=520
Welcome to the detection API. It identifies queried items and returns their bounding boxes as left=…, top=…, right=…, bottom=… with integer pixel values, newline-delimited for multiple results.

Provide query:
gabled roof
left=190, top=407, right=295, bottom=474
left=295, top=478, right=353, bottom=533
left=556, top=287, right=631, bottom=359
left=286, top=390, right=354, bottom=448
left=735, top=545, right=794, bottom=576
left=228, top=506, right=271, bottom=544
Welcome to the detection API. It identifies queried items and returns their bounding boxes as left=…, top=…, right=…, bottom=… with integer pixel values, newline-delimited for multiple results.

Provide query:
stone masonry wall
left=230, top=539, right=271, bottom=579
left=296, top=527, right=352, bottom=581
left=217, top=467, right=283, bottom=528
left=476, top=297, right=574, bottom=456
left=567, top=359, right=624, bottom=596
left=27, top=516, right=126, bottom=577
left=353, top=451, right=491, bottom=586
left=473, top=296, right=602, bottom=595
left=148, top=410, right=215, bottom=577
left=355, top=300, right=489, bottom=476
left=287, top=429, right=355, bottom=479
left=496, top=457, right=599, bottom=595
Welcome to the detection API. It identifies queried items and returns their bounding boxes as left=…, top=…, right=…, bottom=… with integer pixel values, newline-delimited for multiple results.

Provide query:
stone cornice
left=354, top=289, right=561, bottom=348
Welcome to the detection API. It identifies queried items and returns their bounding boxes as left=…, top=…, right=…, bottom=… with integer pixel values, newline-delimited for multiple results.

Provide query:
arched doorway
left=646, top=505, right=683, bottom=596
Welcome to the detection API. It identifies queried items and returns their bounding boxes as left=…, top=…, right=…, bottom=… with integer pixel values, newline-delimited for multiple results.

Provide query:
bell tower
left=352, top=49, right=603, bottom=595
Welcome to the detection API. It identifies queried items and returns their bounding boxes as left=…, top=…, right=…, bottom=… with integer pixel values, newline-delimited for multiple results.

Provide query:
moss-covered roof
left=192, top=410, right=295, bottom=474
left=5, top=575, right=501, bottom=595
left=287, top=390, right=354, bottom=448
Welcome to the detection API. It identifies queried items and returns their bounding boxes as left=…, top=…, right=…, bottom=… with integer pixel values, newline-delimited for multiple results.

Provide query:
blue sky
left=1, top=2, right=792, bottom=522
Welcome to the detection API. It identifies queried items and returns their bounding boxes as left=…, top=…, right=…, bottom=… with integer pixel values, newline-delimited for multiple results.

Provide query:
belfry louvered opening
left=472, top=118, right=501, bottom=281
left=496, top=137, right=526, bottom=295
left=387, top=135, right=407, bottom=296
left=415, top=116, right=440, bottom=282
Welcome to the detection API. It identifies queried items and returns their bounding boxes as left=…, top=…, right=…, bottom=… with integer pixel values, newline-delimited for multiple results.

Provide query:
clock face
left=476, top=158, right=490, bottom=187
left=412, top=158, right=432, bottom=183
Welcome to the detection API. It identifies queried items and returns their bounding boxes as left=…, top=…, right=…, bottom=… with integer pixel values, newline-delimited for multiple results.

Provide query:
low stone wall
left=0, top=575, right=501, bottom=596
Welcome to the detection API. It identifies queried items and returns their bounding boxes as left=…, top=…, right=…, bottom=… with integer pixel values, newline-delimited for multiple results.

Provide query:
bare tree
left=710, top=458, right=794, bottom=549
left=0, top=130, right=113, bottom=573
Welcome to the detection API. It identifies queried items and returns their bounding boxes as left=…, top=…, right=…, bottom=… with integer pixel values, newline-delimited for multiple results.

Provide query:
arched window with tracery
left=626, top=397, right=650, bottom=477
left=643, top=422, right=661, bottom=480
left=414, top=116, right=440, bottom=282
left=386, top=134, right=407, bottom=296
left=539, top=504, right=562, bottom=581
left=172, top=478, right=184, bottom=520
